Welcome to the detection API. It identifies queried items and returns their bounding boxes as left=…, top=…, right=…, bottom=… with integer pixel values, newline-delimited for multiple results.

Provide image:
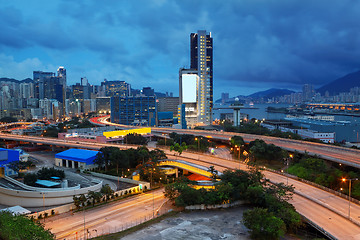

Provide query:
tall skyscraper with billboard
left=190, top=30, right=213, bottom=124
left=179, top=69, right=199, bottom=127
left=179, top=30, right=213, bottom=128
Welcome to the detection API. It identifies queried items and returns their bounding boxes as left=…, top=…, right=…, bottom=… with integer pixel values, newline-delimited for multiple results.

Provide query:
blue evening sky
left=1, top=0, right=360, bottom=99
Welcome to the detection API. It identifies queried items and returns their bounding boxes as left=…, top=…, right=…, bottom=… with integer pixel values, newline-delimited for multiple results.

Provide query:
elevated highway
left=158, top=159, right=221, bottom=179
left=89, top=116, right=360, bottom=169
left=1, top=131, right=360, bottom=237
left=152, top=128, right=360, bottom=169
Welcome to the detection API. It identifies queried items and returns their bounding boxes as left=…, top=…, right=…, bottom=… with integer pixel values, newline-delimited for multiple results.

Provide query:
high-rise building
left=157, top=97, right=180, bottom=117
left=142, top=87, right=155, bottom=96
left=221, top=93, right=229, bottom=104
left=190, top=30, right=213, bottom=125
left=33, top=67, right=67, bottom=119
left=57, top=67, right=67, bottom=119
left=101, top=80, right=130, bottom=97
left=302, top=84, right=314, bottom=102
left=178, top=30, right=213, bottom=128
left=179, top=68, right=198, bottom=128
left=33, top=71, right=55, bottom=99
left=81, top=77, right=88, bottom=86
left=111, top=96, right=156, bottom=126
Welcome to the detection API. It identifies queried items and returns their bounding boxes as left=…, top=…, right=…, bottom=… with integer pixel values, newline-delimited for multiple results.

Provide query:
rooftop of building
left=55, top=149, right=99, bottom=163
left=285, top=117, right=350, bottom=126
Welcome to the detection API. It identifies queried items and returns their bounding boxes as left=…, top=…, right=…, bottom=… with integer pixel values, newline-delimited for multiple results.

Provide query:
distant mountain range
left=0, top=77, right=33, bottom=83
left=247, top=88, right=294, bottom=99
left=216, top=69, right=360, bottom=103
left=215, top=88, right=294, bottom=103
left=317, top=70, right=360, bottom=95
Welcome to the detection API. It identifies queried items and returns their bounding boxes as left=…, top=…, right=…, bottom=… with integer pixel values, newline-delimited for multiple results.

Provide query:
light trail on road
left=46, top=189, right=166, bottom=240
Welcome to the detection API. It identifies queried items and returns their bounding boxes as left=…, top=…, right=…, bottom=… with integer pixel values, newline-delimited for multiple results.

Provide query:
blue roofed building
left=0, top=148, right=20, bottom=177
left=55, top=149, right=98, bottom=169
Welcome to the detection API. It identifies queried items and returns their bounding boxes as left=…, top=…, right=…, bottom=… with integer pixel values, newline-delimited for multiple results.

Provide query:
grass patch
left=91, top=210, right=179, bottom=240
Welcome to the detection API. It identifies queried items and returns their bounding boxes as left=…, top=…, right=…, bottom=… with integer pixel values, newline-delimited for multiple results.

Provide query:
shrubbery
left=0, top=211, right=54, bottom=239
left=23, top=167, right=65, bottom=186
left=165, top=169, right=302, bottom=239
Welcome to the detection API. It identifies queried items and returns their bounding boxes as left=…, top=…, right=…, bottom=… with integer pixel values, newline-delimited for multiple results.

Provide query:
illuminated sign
left=185, top=107, right=195, bottom=112
left=182, top=74, right=197, bottom=103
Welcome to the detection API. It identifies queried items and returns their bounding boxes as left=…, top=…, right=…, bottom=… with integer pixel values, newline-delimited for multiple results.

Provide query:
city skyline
left=1, top=1, right=360, bottom=99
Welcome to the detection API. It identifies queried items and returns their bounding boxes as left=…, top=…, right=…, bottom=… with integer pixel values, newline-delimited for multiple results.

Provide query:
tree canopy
left=0, top=211, right=54, bottom=240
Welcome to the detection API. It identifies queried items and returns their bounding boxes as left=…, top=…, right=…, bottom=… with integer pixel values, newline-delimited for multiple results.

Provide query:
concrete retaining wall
left=185, top=200, right=245, bottom=210
left=4, top=176, right=80, bottom=191
left=90, top=172, right=150, bottom=189
left=28, top=203, right=76, bottom=219
left=28, top=183, right=146, bottom=219
left=0, top=179, right=102, bottom=207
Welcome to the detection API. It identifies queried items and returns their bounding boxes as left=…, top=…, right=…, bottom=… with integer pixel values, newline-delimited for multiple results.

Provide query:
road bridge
left=152, top=128, right=360, bottom=169
left=89, top=116, right=360, bottom=169
left=158, top=159, right=220, bottom=179
left=1, top=131, right=360, bottom=237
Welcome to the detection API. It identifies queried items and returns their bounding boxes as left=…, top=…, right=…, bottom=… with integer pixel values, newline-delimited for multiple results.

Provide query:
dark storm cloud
left=2, top=0, right=360, bottom=95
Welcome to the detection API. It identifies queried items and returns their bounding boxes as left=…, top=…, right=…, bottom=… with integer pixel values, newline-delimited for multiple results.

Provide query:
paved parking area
left=122, top=208, right=251, bottom=240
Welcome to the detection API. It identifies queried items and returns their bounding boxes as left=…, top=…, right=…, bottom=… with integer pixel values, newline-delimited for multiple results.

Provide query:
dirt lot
left=122, top=207, right=251, bottom=240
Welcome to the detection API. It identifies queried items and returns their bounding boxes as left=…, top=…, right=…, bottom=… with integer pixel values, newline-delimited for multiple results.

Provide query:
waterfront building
left=230, top=98, right=243, bottom=127
left=221, top=93, right=229, bottom=104
left=285, top=117, right=359, bottom=142
left=302, top=84, right=315, bottom=101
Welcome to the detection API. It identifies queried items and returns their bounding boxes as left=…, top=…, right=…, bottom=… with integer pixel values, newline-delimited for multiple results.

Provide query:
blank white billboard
left=182, top=74, right=197, bottom=103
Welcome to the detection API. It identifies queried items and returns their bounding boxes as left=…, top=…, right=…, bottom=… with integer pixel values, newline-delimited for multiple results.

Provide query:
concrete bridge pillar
left=51, top=145, right=55, bottom=151
left=175, top=168, right=178, bottom=178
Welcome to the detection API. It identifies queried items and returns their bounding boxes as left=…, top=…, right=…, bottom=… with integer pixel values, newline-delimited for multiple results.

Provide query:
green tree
left=243, top=208, right=286, bottom=240
left=87, top=191, right=103, bottom=206
left=149, top=149, right=167, bottom=162
left=170, top=142, right=187, bottom=155
left=100, top=184, right=114, bottom=202
left=215, top=182, right=233, bottom=203
left=0, top=211, right=54, bottom=240
left=110, top=148, right=129, bottom=175
left=230, top=135, right=245, bottom=147
left=37, top=167, right=65, bottom=180
left=137, top=146, right=150, bottom=164
left=95, top=147, right=118, bottom=171
left=124, top=133, right=147, bottom=145
left=24, top=173, right=38, bottom=186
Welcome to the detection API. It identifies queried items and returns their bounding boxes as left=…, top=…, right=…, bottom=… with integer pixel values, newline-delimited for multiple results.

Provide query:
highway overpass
left=1, top=132, right=360, bottom=238
left=89, top=116, right=360, bottom=169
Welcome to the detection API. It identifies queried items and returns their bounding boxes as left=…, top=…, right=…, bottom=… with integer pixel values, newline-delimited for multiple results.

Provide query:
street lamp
left=195, top=137, right=200, bottom=151
left=342, top=177, right=359, bottom=219
left=236, top=147, right=241, bottom=169
left=286, top=154, right=293, bottom=185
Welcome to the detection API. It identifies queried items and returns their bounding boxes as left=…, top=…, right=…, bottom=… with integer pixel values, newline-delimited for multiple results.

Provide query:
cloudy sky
left=1, top=0, right=360, bottom=99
